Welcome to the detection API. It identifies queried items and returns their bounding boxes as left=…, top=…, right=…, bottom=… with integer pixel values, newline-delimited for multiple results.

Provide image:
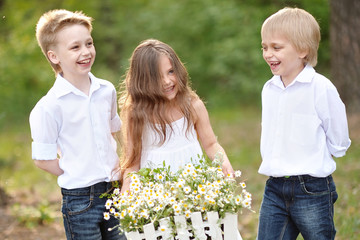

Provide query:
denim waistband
left=61, top=181, right=119, bottom=196
left=270, top=175, right=332, bottom=182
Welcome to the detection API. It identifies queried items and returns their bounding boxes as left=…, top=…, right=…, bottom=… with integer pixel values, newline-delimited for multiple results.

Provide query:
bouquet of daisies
left=103, top=154, right=252, bottom=238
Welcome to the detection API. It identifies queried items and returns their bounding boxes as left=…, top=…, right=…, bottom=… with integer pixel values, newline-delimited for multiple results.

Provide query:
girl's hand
left=222, top=158, right=235, bottom=177
left=120, top=178, right=131, bottom=195
left=120, top=163, right=140, bottom=195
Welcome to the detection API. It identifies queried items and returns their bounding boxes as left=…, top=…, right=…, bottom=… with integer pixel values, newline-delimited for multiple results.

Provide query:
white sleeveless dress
left=140, top=117, right=203, bottom=172
left=140, top=117, right=243, bottom=240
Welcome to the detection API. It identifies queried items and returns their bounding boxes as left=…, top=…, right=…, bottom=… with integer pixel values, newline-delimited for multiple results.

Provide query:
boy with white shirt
left=257, top=7, right=351, bottom=240
left=30, top=9, right=126, bottom=240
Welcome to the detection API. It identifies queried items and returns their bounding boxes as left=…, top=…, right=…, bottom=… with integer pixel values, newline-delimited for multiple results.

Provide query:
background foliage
left=0, top=0, right=330, bottom=127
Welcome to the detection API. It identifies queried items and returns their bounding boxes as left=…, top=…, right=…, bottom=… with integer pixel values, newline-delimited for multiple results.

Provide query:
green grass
left=0, top=105, right=359, bottom=239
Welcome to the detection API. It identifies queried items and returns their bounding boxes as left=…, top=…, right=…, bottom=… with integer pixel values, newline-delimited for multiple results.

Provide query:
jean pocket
left=63, top=195, right=94, bottom=215
left=300, top=178, right=330, bottom=196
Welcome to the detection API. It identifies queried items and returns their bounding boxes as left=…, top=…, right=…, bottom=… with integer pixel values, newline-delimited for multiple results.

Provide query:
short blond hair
left=36, top=9, right=93, bottom=74
left=261, top=7, right=320, bottom=67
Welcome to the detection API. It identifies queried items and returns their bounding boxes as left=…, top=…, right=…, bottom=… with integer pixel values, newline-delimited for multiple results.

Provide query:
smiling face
left=47, top=24, right=95, bottom=83
left=261, top=33, right=308, bottom=87
left=159, top=54, right=178, bottom=101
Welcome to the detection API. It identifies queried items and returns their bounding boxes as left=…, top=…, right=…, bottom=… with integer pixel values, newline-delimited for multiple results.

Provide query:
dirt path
left=0, top=187, right=65, bottom=240
left=0, top=205, right=65, bottom=240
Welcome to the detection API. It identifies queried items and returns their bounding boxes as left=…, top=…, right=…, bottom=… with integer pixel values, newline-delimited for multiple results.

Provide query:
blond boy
left=258, top=7, right=351, bottom=240
left=30, top=9, right=125, bottom=240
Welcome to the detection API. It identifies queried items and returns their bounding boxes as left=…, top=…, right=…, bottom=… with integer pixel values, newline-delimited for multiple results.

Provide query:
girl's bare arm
left=192, top=99, right=234, bottom=176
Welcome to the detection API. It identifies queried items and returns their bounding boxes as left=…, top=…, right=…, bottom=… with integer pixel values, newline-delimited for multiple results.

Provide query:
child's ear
left=47, top=50, right=60, bottom=64
left=299, top=49, right=309, bottom=59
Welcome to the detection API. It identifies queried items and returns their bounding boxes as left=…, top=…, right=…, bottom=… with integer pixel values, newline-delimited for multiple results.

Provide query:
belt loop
left=326, top=174, right=332, bottom=184
left=298, top=175, right=305, bottom=184
left=90, top=185, right=94, bottom=200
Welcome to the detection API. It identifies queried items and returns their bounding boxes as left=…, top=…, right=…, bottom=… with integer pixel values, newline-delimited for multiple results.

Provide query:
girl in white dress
left=119, top=39, right=234, bottom=193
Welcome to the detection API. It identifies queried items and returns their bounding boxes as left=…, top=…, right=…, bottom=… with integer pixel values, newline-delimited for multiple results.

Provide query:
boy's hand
left=34, top=159, right=64, bottom=176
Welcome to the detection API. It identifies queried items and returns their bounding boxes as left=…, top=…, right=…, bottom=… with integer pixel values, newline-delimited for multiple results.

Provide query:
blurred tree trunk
left=330, top=0, right=360, bottom=112
left=0, top=187, right=9, bottom=206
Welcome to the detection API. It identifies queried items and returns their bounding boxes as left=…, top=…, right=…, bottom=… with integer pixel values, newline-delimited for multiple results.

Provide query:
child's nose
left=264, top=49, right=273, bottom=58
left=81, top=46, right=91, bottom=55
left=162, top=75, right=171, bottom=85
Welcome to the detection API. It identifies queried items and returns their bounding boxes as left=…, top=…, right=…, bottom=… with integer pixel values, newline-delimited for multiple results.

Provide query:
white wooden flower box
left=125, top=211, right=243, bottom=240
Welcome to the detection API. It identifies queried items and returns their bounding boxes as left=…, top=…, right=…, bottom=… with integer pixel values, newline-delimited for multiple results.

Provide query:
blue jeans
left=61, top=181, right=126, bottom=240
left=257, top=175, right=338, bottom=240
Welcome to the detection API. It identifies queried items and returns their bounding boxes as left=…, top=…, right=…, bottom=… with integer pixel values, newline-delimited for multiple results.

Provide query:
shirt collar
left=267, top=64, right=316, bottom=89
left=52, top=72, right=102, bottom=98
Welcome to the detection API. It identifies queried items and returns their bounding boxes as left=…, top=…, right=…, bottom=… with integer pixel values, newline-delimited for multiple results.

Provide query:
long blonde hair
left=119, top=39, right=199, bottom=173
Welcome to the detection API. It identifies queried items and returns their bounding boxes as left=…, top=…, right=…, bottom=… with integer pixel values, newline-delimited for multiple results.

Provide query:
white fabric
left=259, top=65, right=351, bottom=177
left=29, top=73, right=121, bottom=189
left=141, top=117, right=203, bottom=172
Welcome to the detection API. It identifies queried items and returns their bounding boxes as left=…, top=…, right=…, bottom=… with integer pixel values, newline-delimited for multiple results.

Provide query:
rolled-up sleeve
left=110, top=114, right=121, bottom=133
left=29, top=103, right=59, bottom=160
left=31, top=142, right=57, bottom=160
left=110, top=88, right=121, bottom=133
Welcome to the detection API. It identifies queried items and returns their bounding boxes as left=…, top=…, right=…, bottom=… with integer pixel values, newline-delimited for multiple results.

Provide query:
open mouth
left=164, top=85, right=175, bottom=93
left=78, top=59, right=91, bottom=65
left=269, top=61, right=280, bottom=70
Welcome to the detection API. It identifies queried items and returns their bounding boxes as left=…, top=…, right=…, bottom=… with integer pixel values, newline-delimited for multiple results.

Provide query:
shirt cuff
left=111, top=115, right=121, bottom=133
left=327, top=140, right=351, bottom=158
left=32, top=142, right=58, bottom=160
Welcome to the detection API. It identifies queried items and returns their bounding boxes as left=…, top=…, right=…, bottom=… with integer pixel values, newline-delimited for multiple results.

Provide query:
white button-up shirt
left=30, top=73, right=121, bottom=189
left=259, top=65, right=351, bottom=177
